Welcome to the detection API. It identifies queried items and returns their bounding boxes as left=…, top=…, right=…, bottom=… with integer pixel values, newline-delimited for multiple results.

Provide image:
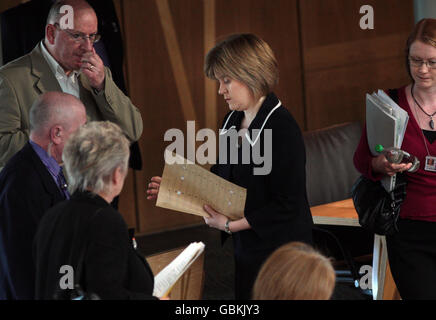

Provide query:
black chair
left=303, top=122, right=373, bottom=299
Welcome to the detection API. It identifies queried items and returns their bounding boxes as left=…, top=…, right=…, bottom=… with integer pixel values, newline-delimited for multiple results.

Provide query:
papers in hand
left=153, top=242, right=205, bottom=298
left=366, top=90, right=409, bottom=191
left=156, top=150, right=246, bottom=220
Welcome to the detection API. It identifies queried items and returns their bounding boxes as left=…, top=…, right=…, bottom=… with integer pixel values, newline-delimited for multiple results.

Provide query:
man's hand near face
left=80, top=48, right=105, bottom=91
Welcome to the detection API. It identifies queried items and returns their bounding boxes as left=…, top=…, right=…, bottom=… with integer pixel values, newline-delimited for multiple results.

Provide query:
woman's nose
left=418, top=62, right=430, bottom=73
left=218, top=83, right=226, bottom=95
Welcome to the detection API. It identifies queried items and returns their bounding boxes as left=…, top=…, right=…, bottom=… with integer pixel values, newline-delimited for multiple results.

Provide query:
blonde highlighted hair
left=252, top=242, right=336, bottom=300
left=204, top=33, right=279, bottom=99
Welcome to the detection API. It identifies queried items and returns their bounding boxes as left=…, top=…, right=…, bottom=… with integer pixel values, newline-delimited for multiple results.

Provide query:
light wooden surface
left=311, top=198, right=360, bottom=226
left=382, top=261, right=401, bottom=300
left=147, top=246, right=205, bottom=300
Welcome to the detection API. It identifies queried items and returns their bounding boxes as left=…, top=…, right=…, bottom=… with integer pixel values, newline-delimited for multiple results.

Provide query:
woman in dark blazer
left=202, top=34, right=313, bottom=299
left=34, top=121, right=156, bottom=300
left=148, top=34, right=313, bottom=299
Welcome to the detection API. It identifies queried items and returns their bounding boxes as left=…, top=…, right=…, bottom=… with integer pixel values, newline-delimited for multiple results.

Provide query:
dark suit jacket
left=211, top=93, right=313, bottom=299
left=0, top=142, right=65, bottom=300
left=34, top=191, right=155, bottom=300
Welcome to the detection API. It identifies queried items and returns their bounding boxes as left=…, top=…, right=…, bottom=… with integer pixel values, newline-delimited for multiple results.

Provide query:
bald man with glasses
left=0, top=0, right=143, bottom=170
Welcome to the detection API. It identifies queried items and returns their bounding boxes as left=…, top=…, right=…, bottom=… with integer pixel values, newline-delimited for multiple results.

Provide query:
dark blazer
left=211, top=93, right=313, bottom=299
left=0, top=142, right=65, bottom=300
left=34, top=191, right=155, bottom=300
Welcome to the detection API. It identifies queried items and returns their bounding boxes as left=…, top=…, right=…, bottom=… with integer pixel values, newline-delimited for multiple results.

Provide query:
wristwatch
left=224, top=219, right=232, bottom=235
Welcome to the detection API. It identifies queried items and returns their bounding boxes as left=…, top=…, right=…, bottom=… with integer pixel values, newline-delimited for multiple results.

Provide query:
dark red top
left=354, top=85, right=436, bottom=222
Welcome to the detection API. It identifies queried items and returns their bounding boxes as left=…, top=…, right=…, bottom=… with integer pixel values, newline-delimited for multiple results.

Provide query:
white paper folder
left=365, top=91, right=409, bottom=192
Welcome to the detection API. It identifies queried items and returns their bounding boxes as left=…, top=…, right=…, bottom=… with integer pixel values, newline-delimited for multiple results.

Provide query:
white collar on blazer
left=219, top=100, right=282, bottom=147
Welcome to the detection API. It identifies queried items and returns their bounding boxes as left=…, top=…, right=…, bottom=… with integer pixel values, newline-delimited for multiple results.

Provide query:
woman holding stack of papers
left=354, top=19, right=436, bottom=300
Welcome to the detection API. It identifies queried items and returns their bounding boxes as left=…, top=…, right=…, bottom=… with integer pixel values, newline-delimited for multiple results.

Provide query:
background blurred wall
left=0, top=0, right=415, bottom=235
left=415, top=0, right=436, bottom=21
left=115, top=0, right=414, bottom=235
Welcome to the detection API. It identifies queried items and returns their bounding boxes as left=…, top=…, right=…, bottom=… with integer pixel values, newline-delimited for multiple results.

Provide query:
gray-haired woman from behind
left=34, top=121, right=156, bottom=300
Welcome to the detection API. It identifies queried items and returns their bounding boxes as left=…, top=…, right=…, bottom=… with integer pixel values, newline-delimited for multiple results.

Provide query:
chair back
left=303, top=122, right=362, bottom=206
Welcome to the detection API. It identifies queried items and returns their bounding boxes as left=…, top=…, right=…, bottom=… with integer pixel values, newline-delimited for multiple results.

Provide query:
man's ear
left=45, top=24, right=56, bottom=45
left=50, top=126, right=62, bottom=145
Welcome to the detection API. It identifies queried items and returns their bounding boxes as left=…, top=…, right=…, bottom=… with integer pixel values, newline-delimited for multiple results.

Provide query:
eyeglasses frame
left=53, top=23, right=101, bottom=44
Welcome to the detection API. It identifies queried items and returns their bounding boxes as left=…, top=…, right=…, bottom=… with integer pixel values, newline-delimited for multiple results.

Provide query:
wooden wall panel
left=118, top=0, right=415, bottom=235
left=299, top=0, right=414, bottom=130
left=119, top=0, right=304, bottom=235
left=114, top=0, right=139, bottom=230
left=118, top=169, right=138, bottom=229
left=122, top=0, right=205, bottom=234
left=0, top=0, right=23, bottom=13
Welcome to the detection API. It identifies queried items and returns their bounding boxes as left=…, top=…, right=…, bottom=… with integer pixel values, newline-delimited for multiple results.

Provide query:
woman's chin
left=414, top=79, right=434, bottom=89
left=229, top=104, right=243, bottom=111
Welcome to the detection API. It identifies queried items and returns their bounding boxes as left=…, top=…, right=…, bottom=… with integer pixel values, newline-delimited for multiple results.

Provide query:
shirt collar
left=246, top=93, right=279, bottom=126
left=40, top=41, right=80, bottom=83
left=29, top=140, right=61, bottom=177
left=219, top=93, right=282, bottom=147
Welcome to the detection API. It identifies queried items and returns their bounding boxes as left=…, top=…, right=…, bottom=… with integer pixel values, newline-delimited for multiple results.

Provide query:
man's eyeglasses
left=409, top=56, right=436, bottom=69
left=54, top=23, right=101, bottom=44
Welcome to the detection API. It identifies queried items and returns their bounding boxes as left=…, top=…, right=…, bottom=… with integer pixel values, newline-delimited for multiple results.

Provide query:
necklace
left=411, top=88, right=436, bottom=172
left=411, top=84, right=436, bottom=129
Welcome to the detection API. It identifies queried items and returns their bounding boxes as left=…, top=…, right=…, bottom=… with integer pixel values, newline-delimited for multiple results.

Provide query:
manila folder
left=156, top=151, right=246, bottom=220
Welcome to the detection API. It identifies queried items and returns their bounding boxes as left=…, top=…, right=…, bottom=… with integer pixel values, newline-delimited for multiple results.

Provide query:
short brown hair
left=252, top=242, right=336, bottom=300
left=405, top=18, right=436, bottom=77
left=204, top=33, right=279, bottom=99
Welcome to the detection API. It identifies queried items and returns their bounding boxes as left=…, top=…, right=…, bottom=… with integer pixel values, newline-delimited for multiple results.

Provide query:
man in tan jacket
left=0, top=0, right=143, bottom=170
